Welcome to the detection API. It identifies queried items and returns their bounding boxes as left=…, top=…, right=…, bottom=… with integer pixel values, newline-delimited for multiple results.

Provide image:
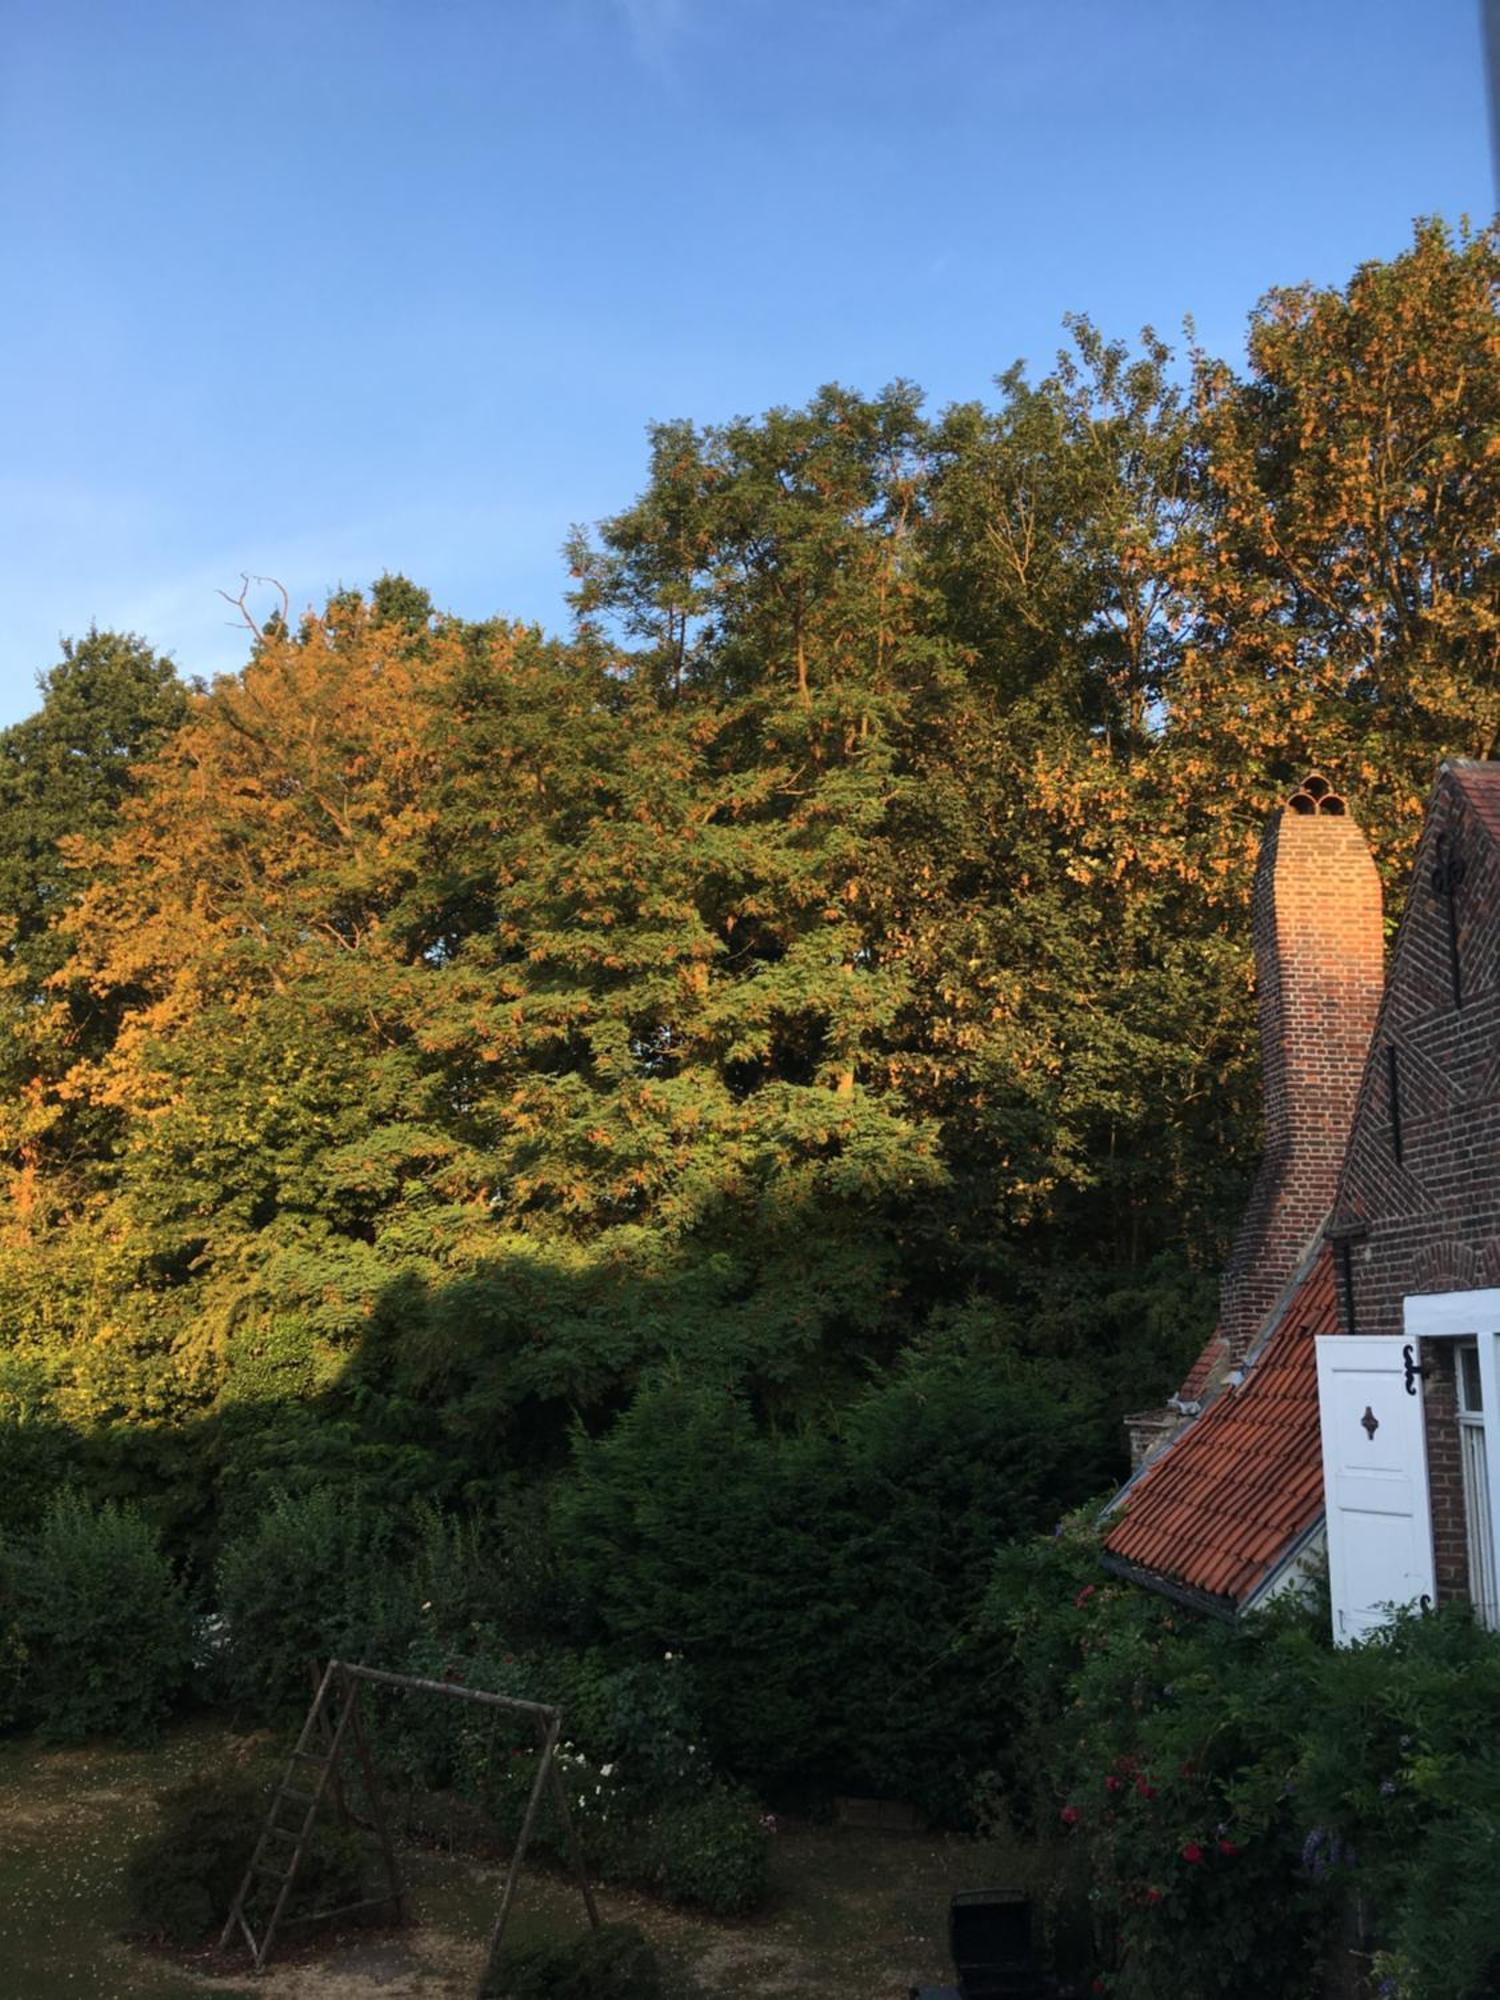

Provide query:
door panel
left=1316, top=1335, right=1436, bottom=1644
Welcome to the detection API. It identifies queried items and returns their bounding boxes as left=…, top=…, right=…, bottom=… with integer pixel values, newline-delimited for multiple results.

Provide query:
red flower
left=1144, top=1887, right=1162, bottom=1905
left=1092, top=1981, right=1108, bottom=1995
left=1104, top=1774, right=1123, bottom=1793
left=1061, top=1804, right=1081, bottom=1826
left=1181, top=1841, right=1204, bottom=1864
left=1135, top=1776, right=1157, bottom=1799
left=1075, top=1584, right=1096, bottom=1608
left=1218, top=1838, right=1240, bottom=1857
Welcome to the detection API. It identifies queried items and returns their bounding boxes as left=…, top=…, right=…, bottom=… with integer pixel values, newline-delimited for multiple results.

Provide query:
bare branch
left=216, top=573, right=290, bottom=640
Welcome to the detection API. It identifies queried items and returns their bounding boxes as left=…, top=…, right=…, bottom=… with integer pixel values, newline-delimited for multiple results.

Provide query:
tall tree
left=1176, top=217, right=1500, bottom=872
left=0, top=630, right=188, bottom=1236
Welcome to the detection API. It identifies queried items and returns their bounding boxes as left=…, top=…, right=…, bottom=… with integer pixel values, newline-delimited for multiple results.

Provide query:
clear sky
left=1, top=0, right=1491, bottom=725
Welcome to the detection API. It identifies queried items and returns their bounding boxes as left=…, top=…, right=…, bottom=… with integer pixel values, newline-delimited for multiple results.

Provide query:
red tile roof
left=1103, top=1248, right=1338, bottom=1609
left=1448, top=760, right=1500, bottom=842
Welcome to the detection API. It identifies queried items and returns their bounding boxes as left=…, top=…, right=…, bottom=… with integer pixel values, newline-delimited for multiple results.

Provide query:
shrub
left=555, top=1359, right=1108, bottom=1811
left=650, top=1785, right=768, bottom=1916
left=982, top=1516, right=1500, bottom=2000
left=126, top=1771, right=368, bottom=1946
left=3, top=1489, right=191, bottom=1743
left=215, top=1488, right=410, bottom=1717
left=482, top=1920, right=662, bottom=2000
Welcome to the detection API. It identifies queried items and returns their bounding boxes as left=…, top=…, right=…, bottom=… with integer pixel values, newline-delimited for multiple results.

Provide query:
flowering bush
left=363, top=1634, right=769, bottom=1918
left=982, top=1515, right=1500, bottom=2000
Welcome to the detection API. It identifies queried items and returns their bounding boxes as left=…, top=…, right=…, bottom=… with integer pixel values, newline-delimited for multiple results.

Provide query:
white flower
left=600, top=1763, right=615, bottom=1778
left=664, top=1650, right=674, bottom=1661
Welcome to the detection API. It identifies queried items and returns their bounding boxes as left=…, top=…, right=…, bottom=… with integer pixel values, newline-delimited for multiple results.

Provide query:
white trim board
left=1404, top=1289, right=1500, bottom=1337
left=1404, top=1289, right=1500, bottom=1628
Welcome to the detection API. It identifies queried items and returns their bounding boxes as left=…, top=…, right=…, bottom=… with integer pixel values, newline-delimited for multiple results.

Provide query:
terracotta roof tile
left=1447, top=761, right=1500, bottom=843
left=1103, top=1248, right=1337, bottom=1608
left=1176, top=1325, right=1227, bottom=1405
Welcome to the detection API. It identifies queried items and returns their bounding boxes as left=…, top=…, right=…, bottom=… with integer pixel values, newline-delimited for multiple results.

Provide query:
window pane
left=1460, top=1342, right=1484, bottom=1415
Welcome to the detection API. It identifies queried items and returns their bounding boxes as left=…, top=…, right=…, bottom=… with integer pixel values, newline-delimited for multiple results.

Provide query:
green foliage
left=125, top=1770, right=367, bottom=1946
left=1, top=1489, right=190, bottom=1743
left=483, top=1921, right=662, bottom=2000
left=556, top=1356, right=1109, bottom=1810
left=984, top=1522, right=1500, bottom=2000
left=214, top=1488, right=407, bottom=1716
left=0, top=225, right=1496, bottom=1886
left=649, top=1785, right=768, bottom=1915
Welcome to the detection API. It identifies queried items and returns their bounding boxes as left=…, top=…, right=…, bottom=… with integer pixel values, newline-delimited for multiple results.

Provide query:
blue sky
left=1, top=0, right=1491, bottom=725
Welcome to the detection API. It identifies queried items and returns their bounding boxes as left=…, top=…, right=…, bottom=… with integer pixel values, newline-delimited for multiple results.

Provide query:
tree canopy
left=0, top=217, right=1494, bottom=1530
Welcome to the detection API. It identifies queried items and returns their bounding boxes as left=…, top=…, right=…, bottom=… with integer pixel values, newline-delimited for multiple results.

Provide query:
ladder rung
left=266, top=1824, right=299, bottom=1841
left=252, top=1858, right=291, bottom=1881
left=280, top=1788, right=317, bottom=1806
left=291, top=1747, right=328, bottom=1763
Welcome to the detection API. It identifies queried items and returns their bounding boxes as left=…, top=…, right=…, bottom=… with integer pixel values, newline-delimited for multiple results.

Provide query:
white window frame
left=1403, top=1289, right=1500, bottom=1621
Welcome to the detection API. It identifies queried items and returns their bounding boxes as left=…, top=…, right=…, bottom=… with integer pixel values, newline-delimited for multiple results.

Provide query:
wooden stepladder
left=218, top=1659, right=405, bottom=1969
left=220, top=1658, right=598, bottom=1997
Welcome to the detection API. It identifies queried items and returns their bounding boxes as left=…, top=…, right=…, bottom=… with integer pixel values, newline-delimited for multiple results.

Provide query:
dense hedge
left=557, top=1355, right=1112, bottom=1813
left=983, top=1516, right=1500, bottom=2000
left=0, top=1491, right=190, bottom=1742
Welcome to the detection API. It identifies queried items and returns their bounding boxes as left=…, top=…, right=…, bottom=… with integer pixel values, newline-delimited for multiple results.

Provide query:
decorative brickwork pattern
left=1220, top=777, right=1385, bottom=1366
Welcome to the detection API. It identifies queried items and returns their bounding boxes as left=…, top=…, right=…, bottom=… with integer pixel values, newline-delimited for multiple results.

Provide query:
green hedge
left=555, top=1356, right=1112, bottom=1814
left=1, top=1490, right=191, bottom=1743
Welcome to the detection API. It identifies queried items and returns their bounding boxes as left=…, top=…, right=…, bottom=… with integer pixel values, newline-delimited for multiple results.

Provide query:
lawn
left=0, top=1720, right=1038, bottom=1997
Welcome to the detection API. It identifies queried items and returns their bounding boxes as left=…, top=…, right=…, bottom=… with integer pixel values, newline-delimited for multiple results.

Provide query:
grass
left=0, top=1719, right=1036, bottom=1997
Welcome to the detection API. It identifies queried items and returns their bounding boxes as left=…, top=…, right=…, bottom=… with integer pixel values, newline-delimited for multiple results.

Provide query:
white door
left=1316, top=1335, right=1436, bottom=1645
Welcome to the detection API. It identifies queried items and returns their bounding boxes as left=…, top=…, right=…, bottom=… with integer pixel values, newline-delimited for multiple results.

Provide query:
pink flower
left=1135, top=1777, right=1157, bottom=1799
left=1218, top=1838, right=1240, bottom=1857
left=1104, top=1774, right=1123, bottom=1793
left=1061, top=1804, right=1081, bottom=1827
left=1075, top=1585, right=1097, bottom=1608
left=1143, top=1887, right=1162, bottom=1905
left=1181, top=1841, right=1204, bottom=1865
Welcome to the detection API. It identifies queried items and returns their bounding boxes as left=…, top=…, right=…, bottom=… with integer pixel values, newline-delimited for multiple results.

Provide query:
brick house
left=1104, top=761, right=1500, bottom=1640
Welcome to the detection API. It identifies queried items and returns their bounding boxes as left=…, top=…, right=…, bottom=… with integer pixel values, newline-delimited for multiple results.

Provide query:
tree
left=1176, top=217, right=1500, bottom=875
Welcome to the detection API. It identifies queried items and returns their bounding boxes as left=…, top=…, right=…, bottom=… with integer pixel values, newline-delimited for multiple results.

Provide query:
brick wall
left=1331, top=764, right=1500, bottom=1606
left=1220, top=777, right=1385, bottom=1365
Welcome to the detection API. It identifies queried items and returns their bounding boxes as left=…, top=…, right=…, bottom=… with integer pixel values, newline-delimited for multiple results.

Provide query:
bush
left=554, top=1359, right=1110, bottom=1814
left=651, top=1785, right=768, bottom=1916
left=125, top=1771, right=369, bottom=1946
left=982, top=1517, right=1500, bottom=2000
left=482, top=1920, right=662, bottom=2000
left=2, top=1489, right=191, bottom=1742
left=215, top=1488, right=410, bottom=1717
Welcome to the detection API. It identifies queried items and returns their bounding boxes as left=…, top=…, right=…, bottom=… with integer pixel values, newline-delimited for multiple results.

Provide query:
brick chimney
left=1219, top=774, right=1384, bottom=1365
